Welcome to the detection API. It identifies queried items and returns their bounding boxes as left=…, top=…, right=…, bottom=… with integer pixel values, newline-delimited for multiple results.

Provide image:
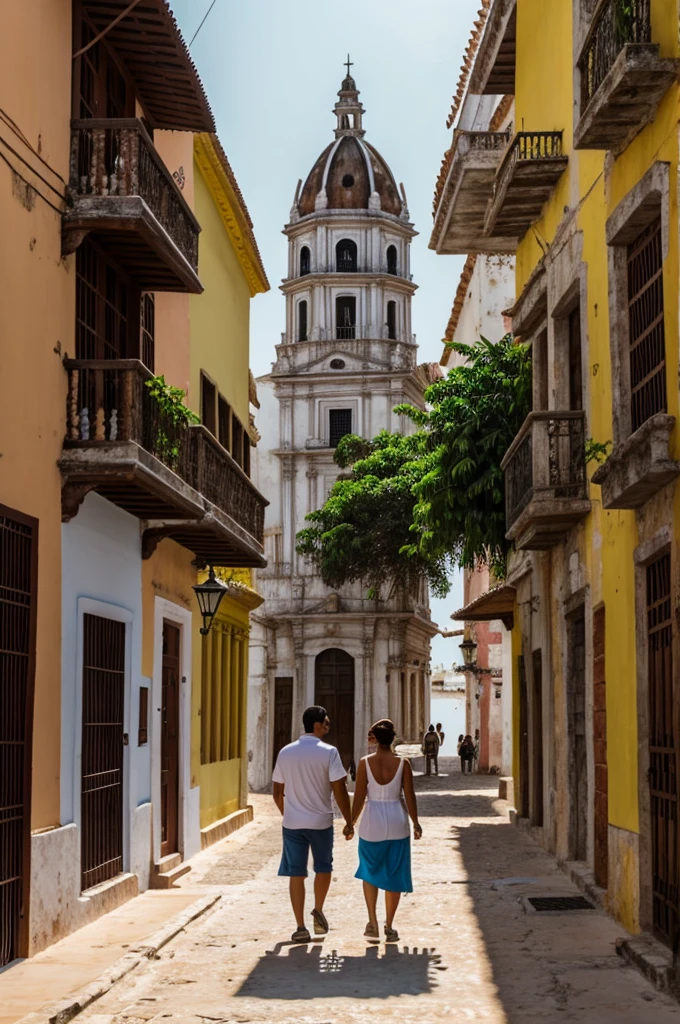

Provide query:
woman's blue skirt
left=355, top=836, right=412, bottom=893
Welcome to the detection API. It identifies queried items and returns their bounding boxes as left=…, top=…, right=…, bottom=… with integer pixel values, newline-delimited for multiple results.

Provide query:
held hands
left=343, top=823, right=355, bottom=841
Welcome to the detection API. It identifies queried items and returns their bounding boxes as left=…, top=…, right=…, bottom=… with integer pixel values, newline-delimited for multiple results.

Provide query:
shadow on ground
left=236, top=941, right=442, bottom=999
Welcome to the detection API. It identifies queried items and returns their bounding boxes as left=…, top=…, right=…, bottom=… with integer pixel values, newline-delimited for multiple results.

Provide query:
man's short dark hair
left=302, top=705, right=328, bottom=732
left=428, top=724, right=435, bottom=732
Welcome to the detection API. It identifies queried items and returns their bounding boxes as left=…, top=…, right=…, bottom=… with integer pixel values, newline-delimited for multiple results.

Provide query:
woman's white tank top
left=358, top=757, right=410, bottom=843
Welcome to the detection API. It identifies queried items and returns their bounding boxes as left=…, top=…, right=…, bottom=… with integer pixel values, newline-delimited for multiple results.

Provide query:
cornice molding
left=194, top=133, right=269, bottom=297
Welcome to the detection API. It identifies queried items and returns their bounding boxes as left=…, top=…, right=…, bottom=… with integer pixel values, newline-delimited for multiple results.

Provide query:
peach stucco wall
left=0, top=0, right=73, bottom=828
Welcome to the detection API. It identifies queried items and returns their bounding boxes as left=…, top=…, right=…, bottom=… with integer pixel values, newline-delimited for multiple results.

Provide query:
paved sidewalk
left=58, top=760, right=679, bottom=1023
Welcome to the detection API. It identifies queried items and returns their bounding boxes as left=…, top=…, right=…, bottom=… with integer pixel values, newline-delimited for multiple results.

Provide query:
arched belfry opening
left=387, top=245, right=398, bottom=275
left=300, top=246, right=310, bottom=276
left=336, top=239, right=357, bottom=272
left=314, top=649, right=355, bottom=769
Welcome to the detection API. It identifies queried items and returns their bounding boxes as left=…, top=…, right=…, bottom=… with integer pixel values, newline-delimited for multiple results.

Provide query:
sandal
left=312, top=908, right=329, bottom=935
left=291, top=926, right=311, bottom=943
left=364, top=921, right=380, bottom=939
left=384, top=924, right=399, bottom=942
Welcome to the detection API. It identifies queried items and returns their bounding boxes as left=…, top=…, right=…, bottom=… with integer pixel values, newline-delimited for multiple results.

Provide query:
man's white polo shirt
left=272, top=734, right=347, bottom=830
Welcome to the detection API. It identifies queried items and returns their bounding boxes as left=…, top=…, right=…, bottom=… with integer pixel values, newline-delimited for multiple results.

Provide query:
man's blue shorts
left=278, top=826, right=334, bottom=877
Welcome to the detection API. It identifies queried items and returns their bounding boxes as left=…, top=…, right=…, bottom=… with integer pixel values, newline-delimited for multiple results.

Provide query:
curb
left=14, top=892, right=221, bottom=1024
left=615, top=934, right=675, bottom=995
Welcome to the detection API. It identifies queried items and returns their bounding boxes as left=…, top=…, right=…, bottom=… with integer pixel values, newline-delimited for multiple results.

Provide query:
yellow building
left=433, top=0, right=680, bottom=945
left=190, top=134, right=269, bottom=843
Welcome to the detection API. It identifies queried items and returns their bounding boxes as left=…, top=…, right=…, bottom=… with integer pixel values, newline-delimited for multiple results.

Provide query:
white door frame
left=151, top=597, right=196, bottom=863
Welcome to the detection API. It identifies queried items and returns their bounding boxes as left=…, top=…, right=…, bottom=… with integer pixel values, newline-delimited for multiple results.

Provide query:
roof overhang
left=451, top=583, right=516, bottom=631
left=82, top=0, right=214, bottom=132
left=469, top=0, right=516, bottom=97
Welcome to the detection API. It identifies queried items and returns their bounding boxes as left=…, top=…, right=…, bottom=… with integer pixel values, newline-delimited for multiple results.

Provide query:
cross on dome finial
left=334, top=57, right=365, bottom=138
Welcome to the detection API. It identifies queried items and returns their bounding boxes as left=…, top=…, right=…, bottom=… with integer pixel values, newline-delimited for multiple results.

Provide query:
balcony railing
left=492, top=131, right=565, bottom=200
left=281, top=325, right=416, bottom=344
left=61, top=359, right=266, bottom=560
left=502, top=411, right=589, bottom=549
left=485, top=131, right=568, bottom=242
left=185, top=426, right=265, bottom=545
left=64, top=359, right=189, bottom=472
left=64, top=119, right=201, bottom=291
left=579, top=0, right=651, bottom=110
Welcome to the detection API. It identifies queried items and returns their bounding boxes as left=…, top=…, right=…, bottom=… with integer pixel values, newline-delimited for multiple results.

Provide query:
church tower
left=248, top=66, right=439, bottom=790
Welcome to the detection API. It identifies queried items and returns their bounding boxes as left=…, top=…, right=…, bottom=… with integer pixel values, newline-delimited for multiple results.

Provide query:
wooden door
left=314, top=649, right=355, bottom=769
left=647, top=554, right=677, bottom=945
left=0, top=507, right=37, bottom=966
left=593, top=605, right=608, bottom=888
left=81, top=613, right=125, bottom=891
left=568, top=609, right=588, bottom=861
left=531, top=649, right=544, bottom=827
left=272, top=677, right=293, bottom=769
left=518, top=654, right=529, bottom=819
left=161, top=622, right=180, bottom=858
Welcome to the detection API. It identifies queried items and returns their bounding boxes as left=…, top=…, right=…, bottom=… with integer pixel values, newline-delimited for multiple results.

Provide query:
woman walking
left=351, top=719, right=422, bottom=942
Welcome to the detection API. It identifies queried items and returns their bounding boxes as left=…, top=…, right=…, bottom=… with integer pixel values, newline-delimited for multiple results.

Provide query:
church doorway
left=314, top=649, right=355, bottom=769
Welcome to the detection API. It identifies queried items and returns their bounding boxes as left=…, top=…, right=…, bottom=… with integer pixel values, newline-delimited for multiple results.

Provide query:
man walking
left=272, top=705, right=354, bottom=943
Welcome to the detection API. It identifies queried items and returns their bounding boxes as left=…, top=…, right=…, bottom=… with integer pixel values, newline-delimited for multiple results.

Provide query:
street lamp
left=459, top=638, right=478, bottom=668
left=193, top=566, right=228, bottom=635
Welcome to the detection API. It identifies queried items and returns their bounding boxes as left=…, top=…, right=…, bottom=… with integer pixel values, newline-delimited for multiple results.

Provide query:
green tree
left=296, top=334, right=531, bottom=596
left=403, top=335, right=531, bottom=576
left=296, top=430, right=449, bottom=599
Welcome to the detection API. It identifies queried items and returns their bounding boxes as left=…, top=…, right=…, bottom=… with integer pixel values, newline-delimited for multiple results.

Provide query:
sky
left=170, top=0, right=480, bottom=663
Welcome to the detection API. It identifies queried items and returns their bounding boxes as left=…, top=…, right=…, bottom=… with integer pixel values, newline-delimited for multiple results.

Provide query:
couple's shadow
left=235, top=941, right=442, bottom=999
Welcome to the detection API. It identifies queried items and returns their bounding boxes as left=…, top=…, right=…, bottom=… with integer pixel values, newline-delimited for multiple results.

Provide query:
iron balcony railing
left=492, top=131, right=565, bottom=200
left=68, top=118, right=200, bottom=271
left=502, top=411, right=587, bottom=530
left=63, top=359, right=265, bottom=543
left=455, top=128, right=512, bottom=154
left=579, top=0, right=651, bottom=110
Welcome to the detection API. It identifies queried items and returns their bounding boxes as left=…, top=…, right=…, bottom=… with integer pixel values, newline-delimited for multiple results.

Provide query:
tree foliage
left=402, top=335, right=532, bottom=577
left=296, top=430, right=449, bottom=598
left=296, top=334, right=531, bottom=597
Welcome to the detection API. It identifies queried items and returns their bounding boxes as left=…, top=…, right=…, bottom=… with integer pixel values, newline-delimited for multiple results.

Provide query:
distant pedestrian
left=422, top=724, right=440, bottom=776
left=457, top=733, right=464, bottom=755
left=460, top=734, right=475, bottom=774
left=272, top=705, right=354, bottom=944
left=352, top=719, right=422, bottom=942
left=436, top=722, right=445, bottom=750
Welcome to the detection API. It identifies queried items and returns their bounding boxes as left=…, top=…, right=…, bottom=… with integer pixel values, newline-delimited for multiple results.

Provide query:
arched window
left=386, top=245, right=398, bottom=275
left=298, top=300, right=308, bottom=342
left=387, top=301, right=397, bottom=340
left=300, top=246, right=310, bottom=276
left=336, top=239, right=357, bottom=273
left=336, top=296, right=356, bottom=339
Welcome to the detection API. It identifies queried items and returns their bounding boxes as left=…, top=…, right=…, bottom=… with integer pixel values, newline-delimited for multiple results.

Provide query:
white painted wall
left=30, top=493, right=150, bottom=951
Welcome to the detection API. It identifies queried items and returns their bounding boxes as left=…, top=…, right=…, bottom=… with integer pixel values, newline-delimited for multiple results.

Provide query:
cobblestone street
left=67, top=760, right=680, bottom=1024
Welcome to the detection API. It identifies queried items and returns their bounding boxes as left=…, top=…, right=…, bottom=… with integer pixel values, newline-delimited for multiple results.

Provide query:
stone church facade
left=248, top=70, right=438, bottom=791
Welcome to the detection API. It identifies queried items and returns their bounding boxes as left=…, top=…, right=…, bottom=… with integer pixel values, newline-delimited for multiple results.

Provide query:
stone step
left=149, top=862, right=192, bottom=889
left=154, top=852, right=182, bottom=875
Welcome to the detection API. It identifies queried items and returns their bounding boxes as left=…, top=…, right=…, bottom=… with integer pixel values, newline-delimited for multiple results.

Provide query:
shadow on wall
left=236, top=941, right=442, bottom=999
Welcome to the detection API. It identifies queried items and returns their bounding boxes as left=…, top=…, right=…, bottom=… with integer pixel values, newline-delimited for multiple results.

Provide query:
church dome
left=293, top=66, right=408, bottom=221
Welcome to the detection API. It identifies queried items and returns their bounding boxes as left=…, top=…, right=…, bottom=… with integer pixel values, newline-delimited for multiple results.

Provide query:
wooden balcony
left=430, top=130, right=517, bottom=255
left=575, top=0, right=680, bottom=152
left=501, top=411, right=590, bottom=550
left=63, top=119, right=202, bottom=293
left=484, top=132, right=568, bottom=243
left=59, top=360, right=266, bottom=567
